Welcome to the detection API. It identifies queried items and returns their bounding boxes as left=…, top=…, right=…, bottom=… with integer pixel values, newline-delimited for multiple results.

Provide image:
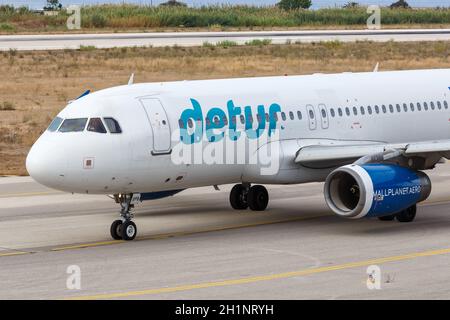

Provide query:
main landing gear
left=110, top=194, right=138, bottom=241
left=230, top=183, right=269, bottom=211
left=378, top=204, right=417, bottom=223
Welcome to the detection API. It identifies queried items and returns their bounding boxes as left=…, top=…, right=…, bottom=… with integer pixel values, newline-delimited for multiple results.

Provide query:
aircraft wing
left=294, top=140, right=450, bottom=166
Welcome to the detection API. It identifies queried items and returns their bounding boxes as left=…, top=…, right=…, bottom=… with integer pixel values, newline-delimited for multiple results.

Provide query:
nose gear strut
left=110, top=193, right=137, bottom=241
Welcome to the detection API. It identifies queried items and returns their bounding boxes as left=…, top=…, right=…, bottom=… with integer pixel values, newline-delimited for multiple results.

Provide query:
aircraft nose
left=26, top=137, right=67, bottom=189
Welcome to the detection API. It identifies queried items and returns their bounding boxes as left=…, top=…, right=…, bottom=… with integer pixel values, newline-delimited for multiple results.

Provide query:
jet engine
left=324, top=164, right=431, bottom=219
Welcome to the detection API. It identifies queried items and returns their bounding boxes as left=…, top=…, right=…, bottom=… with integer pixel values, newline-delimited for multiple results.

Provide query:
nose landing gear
left=110, top=194, right=138, bottom=241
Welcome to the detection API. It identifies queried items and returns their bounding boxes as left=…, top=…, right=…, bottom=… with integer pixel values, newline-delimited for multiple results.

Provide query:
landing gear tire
left=121, top=220, right=137, bottom=241
left=110, top=220, right=123, bottom=240
left=396, top=205, right=417, bottom=223
left=111, top=194, right=138, bottom=241
left=248, top=185, right=269, bottom=211
left=230, top=184, right=248, bottom=210
left=378, top=214, right=396, bottom=221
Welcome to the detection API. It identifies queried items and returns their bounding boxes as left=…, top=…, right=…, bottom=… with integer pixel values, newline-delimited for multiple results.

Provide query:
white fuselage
left=26, top=69, right=450, bottom=194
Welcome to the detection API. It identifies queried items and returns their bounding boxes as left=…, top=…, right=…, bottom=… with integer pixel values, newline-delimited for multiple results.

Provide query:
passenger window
left=375, top=105, right=380, bottom=114
left=59, top=118, right=87, bottom=133
left=338, top=108, right=343, bottom=117
left=430, top=102, right=435, bottom=110
left=309, top=110, right=315, bottom=119
left=360, top=107, right=366, bottom=115
left=205, top=117, right=211, bottom=126
left=265, top=113, right=269, bottom=122
left=396, top=104, right=401, bottom=113
left=47, top=116, right=63, bottom=132
left=389, top=104, right=394, bottom=113
left=240, top=115, right=245, bottom=124
left=444, top=101, right=448, bottom=109
left=272, top=112, right=279, bottom=122
left=424, top=102, right=428, bottom=111
left=416, top=102, right=421, bottom=111
left=382, top=105, right=387, bottom=113
left=103, top=117, right=122, bottom=133
left=87, top=118, right=107, bottom=134
left=289, top=111, right=294, bottom=120
left=437, top=101, right=442, bottom=110
left=178, top=119, right=185, bottom=129
left=330, top=109, right=335, bottom=117
left=410, top=103, right=415, bottom=112
left=345, top=107, right=350, bottom=116
left=223, top=116, right=228, bottom=125
left=297, top=111, right=302, bottom=120
left=188, top=119, right=193, bottom=128
left=403, top=103, right=408, bottom=112
left=352, top=107, right=357, bottom=115
left=368, top=106, right=372, bottom=115
left=281, top=112, right=287, bottom=121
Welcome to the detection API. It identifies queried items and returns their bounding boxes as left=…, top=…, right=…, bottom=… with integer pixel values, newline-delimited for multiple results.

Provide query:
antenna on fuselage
left=373, top=62, right=379, bottom=72
left=128, top=73, right=135, bottom=85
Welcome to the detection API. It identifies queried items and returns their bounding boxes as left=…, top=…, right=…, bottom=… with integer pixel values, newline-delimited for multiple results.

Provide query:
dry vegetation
left=0, top=40, right=449, bottom=175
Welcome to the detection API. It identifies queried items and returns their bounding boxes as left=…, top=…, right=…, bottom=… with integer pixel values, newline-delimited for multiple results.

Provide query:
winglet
left=373, top=62, right=379, bottom=72
left=128, top=73, right=134, bottom=85
left=68, top=90, right=90, bottom=104
left=77, top=89, right=90, bottom=99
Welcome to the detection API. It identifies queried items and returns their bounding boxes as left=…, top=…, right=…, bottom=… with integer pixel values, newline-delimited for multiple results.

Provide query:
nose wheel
left=110, top=220, right=137, bottom=241
left=121, top=220, right=137, bottom=240
left=110, top=194, right=138, bottom=241
left=110, top=220, right=123, bottom=240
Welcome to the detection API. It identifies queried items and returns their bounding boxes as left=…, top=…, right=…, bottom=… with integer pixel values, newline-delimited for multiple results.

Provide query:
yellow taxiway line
left=0, top=251, right=31, bottom=257
left=48, top=198, right=450, bottom=253
left=67, top=246, right=450, bottom=300
left=13, top=198, right=450, bottom=254
left=51, top=213, right=325, bottom=251
left=0, top=198, right=448, bottom=258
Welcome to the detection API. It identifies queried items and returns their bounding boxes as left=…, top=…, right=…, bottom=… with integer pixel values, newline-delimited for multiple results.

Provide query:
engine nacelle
left=324, top=164, right=431, bottom=219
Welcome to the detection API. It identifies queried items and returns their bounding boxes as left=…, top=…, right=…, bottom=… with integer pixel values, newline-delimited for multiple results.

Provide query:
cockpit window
left=103, top=117, right=122, bottom=134
left=58, top=118, right=88, bottom=133
left=87, top=118, right=107, bottom=134
left=47, top=117, right=63, bottom=132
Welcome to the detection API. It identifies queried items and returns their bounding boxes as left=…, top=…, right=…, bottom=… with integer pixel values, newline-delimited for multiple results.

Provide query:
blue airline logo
left=179, top=99, right=281, bottom=144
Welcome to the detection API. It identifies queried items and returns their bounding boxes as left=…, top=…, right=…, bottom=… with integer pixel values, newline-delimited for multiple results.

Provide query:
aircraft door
left=318, top=104, right=329, bottom=129
left=306, top=104, right=317, bottom=130
left=140, top=98, right=172, bottom=155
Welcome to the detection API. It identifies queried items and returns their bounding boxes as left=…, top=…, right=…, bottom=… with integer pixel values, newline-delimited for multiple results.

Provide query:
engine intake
left=324, top=164, right=431, bottom=219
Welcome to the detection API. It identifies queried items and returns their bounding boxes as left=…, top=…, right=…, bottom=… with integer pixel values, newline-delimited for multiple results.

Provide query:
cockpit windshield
left=103, top=117, right=122, bottom=133
left=58, top=118, right=88, bottom=133
left=47, top=117, right=63, bottom=132
left=47, top=117, right=121, bottom=134
left=87, top=118, right=107, bottom=134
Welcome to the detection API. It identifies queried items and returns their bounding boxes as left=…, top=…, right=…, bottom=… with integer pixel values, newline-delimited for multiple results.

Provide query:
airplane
left=26, top=68, right=450, bottom=241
